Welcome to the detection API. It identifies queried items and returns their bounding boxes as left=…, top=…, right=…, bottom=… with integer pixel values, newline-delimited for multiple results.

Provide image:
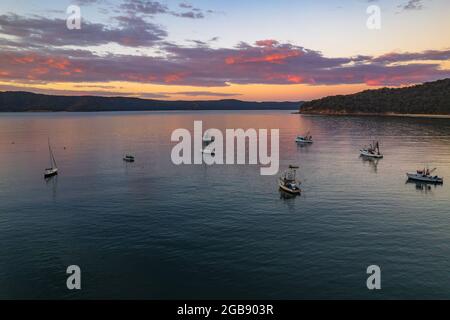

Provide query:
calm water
left=0, top=111, right=449, bottom=299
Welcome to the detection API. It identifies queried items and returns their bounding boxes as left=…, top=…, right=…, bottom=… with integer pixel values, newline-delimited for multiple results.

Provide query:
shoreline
left=0, top=108, right=299, bottom=113
left=296, top=112, right=450, bottom=119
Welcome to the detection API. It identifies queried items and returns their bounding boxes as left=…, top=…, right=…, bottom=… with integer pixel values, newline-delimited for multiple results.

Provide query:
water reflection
left=406, top=179, right=443, bottom=194
left=296, top=141, right=313, bottom=150
left=360, top=156, right=380, bottom=173
left=45, top=175, right=58, bottom=199
left=279, top=189, right=300, bottom=199
left=1, top=111, right=450, bottom=299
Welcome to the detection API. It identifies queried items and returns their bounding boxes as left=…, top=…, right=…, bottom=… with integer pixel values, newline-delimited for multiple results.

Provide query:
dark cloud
left=172, top=11, right=204, bottom=19
left=0, top=13, right=167, bottom=47
left=120, top=0, right=169, bottom=15
left=186, top=39, right=208, bottom=47
left=399, top=0, right=425, bottom=11
left=74, top=0, right=104, bottom=5
left=179, top=2, right=193, bottom=9
left=120, top=0, right=208, bottom=19
left=372, top=50, right=450, bottom=63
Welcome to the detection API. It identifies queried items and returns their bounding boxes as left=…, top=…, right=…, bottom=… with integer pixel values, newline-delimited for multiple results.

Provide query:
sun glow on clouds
left=0, top=0, right=449, bottom=101
left=0, top=80, right=378, bottom=102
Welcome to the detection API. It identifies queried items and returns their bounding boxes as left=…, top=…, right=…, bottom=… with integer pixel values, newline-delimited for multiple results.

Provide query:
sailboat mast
left=48, top=138, right=57, bottom=168
left=48, top=138, right=52, bottom=167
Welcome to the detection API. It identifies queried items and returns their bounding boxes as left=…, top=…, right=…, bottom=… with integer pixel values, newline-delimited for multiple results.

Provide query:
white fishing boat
left=360, top=141, right=383, bottom=159
left=123, top=154, right=135, bottom=162
left=44, top=138, right=58, bottom=179
left=201, top=146, right=215, bottom=156
left=407, top=168, right=443, bottom=184
left=279, top=165, right=301, bottom=195
left=295, top=132, right=313, bottom=144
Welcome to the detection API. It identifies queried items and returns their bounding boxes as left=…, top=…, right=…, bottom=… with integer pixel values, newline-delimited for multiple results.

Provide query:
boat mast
left=48, top=138, right=57, bottom=168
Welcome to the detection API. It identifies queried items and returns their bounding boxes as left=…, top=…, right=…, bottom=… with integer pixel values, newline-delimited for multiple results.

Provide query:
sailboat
left=360, top=141, right=383, bottom=159
left=123, top=154, right=135, bottom=162
left=44, top=138, right=58, bottom=178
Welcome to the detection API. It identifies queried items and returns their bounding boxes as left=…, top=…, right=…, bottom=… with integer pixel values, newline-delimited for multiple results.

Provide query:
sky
left=0, top=0, right=449, bottom=101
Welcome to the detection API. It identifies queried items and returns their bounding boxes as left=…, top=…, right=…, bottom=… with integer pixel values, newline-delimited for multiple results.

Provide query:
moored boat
left=123, top=154, right=135, bottom=162
left=360, top=141, right=383, bottom=159
left=279, top=165, right=301, bottom=195
left=295, top=132, right=313, bottom=144
left=44, top=138, right=58, bottom=179
left=201, top=147, right=215, bottom=156
left=407, top=168, right=443, bottom=184
left=44, top=167, right=58, bottom=178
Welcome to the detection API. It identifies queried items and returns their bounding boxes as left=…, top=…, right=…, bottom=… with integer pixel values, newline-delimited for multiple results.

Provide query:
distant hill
left=0, top=91, right=301, bottom=112
left=300, top=78, right=450, bottom=115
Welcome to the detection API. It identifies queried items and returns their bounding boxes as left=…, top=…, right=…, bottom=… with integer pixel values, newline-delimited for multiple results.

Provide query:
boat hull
left=407, top=173, right=443, bottom=184
left=44, top=168, right=58, bottom=178
left=279, top=182, right=301, bottom=195
left=360, top=150, right=383, bottom=159
left=295, top=138, right=313, bottom=144
left=123, top=155, right=135, bottom=162
left=201, top=149, right=215, bottom=156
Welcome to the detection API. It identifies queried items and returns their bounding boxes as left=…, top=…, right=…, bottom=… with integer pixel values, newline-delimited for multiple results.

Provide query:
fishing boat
left=123, top=154, right=135, bottom=162
left=295, top=132, right=313, bottom=144
left=279, top=165, right=301, bottom=195
left=201, top=147, right=215, bottom=156
left=360, top=141, right=383, bottom=159
left=407, top=168, right=443, bottom=184
left=44, top=138, right=58, bottom=179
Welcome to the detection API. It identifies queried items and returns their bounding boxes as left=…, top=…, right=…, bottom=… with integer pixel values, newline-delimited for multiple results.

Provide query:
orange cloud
left=266, top=73, right=304, bottom=84
left=45, top=58, right=70, bottom=70
left=164, top=72, right=186, bottom=83
left=225, top=50, right=303, bottom=65
left=13, top=55, right=36, bottom=64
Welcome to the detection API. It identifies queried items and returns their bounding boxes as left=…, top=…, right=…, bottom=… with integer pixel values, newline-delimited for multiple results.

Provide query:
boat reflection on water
left=296, top=141, right=313, bottom=150
left=45, top=174, right=58, bottom=199
left=405, top=179, right=442, bottom=194
left=279, top=189, right=300, bottom=199
left=405, top=179, right=443, bottom=193
left=360, top=156, right=380, bottom=173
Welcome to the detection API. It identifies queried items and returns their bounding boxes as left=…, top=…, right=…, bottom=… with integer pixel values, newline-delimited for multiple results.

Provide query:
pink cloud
left=0, top=42, right=449, bottom=87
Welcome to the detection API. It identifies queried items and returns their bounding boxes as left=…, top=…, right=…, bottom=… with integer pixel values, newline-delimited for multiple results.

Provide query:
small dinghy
left=279, top=165, right=301, bottom=195
left=44, top=138, right=58, bottom=179
left=360, top=141, right=383, bottom=159
left=123, top=154, right=135, bottom=162
left=295, top=132, right=313, bottom=144
left=407, top=168, right=443, bottom=184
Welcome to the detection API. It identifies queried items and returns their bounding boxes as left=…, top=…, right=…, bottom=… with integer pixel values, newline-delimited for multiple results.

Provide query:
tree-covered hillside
left=300, top=78, right=450, bottom=115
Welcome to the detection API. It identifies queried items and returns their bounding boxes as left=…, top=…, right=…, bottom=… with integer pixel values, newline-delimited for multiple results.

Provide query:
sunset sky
left=0, top=0, right=449, bottom=101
